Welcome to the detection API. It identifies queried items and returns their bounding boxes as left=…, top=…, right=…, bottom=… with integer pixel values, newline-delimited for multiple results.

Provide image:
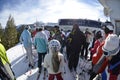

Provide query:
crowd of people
left=0, top=21, right=120, bottom=80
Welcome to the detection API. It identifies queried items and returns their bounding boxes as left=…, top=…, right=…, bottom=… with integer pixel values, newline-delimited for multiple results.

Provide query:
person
left=66, top=24, right=86, bottom=72
left=90, top=21, right=114, bottom=80
left=0, top=39, right=16, bottom=80
left=89, top=31, right=103, bottom=61
left=43, top=27, right=50, bottom=41
left=32, top=28, right=39, bottom=38
left=44, top=39, right=64, bottom=80
left=34, top=27, right=48, bottom=73
left=20, top=25, right=34, bottom=68
left=88, top=30, right=96, bottom=61
left=81, top=28, right=92, bottom=59
left=102, top=34, right=120, bottom=80
left=53, top=26, right=64, bottom=53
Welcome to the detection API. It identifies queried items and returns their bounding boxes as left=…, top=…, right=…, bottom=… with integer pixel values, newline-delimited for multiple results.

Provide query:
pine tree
left=4, top=15, right=18, bottom=50
left=0, top=23, right=4, bottom=42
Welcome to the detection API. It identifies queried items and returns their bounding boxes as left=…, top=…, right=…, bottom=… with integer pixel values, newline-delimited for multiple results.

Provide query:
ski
left=24, top=64, right=34, bottom=77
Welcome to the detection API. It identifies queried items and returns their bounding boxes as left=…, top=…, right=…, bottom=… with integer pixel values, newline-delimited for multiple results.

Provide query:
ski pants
left=48, top=72, right=63, bottom=80
left=4, top=63, right=15, bottom=80
left=68, top=53, right=79, bottom=71
left=38, top=52, right=47, bottom=69
left=25, top=46, right=34, bottom=66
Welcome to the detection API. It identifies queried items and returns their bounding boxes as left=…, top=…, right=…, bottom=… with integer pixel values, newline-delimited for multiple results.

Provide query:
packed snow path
left=7, top=44, right=115, bottom=80
left=6, top=44, right=80, bottom=80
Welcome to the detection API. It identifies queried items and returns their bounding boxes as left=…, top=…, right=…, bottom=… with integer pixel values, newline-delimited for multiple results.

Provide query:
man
left=66, top=24, right=86, bottom=72
left=102, top=34, right=120, bottom=80
left=20, top=25, right=34, bottom=68
left=0, top=39, right=16, bottom=80
left=34, top=28, right=48, bottom=72
left=91, top=21, right=114, bottom=80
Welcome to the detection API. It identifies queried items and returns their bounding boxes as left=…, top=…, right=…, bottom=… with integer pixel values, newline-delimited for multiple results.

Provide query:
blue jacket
left=34, top=31, right=48, bottom=53
left=20, top=29, right=32, bottom=48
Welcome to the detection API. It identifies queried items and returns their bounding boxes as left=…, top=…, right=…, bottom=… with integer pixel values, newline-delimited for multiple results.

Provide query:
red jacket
left=92, top=41, right=108, bottom=73
left=90, top=40, right=101, bottom=55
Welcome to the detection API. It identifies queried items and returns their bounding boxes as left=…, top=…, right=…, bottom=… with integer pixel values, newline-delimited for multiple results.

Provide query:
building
left=58, top=19, right=102, bottom=32
left=98, top=0, right=120, bottom=35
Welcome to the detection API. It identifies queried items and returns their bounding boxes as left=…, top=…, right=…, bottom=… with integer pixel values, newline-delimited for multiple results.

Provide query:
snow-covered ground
left=6, top=44, right=80, bottom=80
left=8, top=43, right=120, bottom=80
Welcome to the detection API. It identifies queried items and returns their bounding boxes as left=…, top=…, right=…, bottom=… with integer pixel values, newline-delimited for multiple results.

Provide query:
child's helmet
left=49, top=39, right=61, bottom=51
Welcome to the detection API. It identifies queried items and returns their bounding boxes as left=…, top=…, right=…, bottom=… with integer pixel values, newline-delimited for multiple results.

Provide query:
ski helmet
left=101, top=21, right=114, bottom=34
left=49, top=39, right=61, bottom=51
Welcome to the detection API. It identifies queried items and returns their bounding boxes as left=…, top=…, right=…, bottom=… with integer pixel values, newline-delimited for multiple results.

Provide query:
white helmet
left=49, top=39, right=61, bottom=51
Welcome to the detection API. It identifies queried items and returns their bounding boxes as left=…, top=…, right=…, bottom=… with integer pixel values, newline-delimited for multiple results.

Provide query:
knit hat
left=102, top=34, right=120, bottom=56
left=49, top=39, right=61, bottom=51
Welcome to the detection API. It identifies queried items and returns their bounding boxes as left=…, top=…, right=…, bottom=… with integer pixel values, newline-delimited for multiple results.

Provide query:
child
left=44, top=39, right=64, bottom=80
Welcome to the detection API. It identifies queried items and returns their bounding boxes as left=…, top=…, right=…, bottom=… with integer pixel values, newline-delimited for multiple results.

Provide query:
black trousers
left=38, top=52, right=47, bottom=69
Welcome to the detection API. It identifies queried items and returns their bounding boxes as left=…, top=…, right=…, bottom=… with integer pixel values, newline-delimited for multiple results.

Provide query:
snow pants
left=38, top=52, right=47, bottom=69
left=48, top=72, right=63, bottom=80
left=68, top=53, right=79, bottom=71
left=25, top=46, right=34, bottom=66
left=4, top=63, right=15, bottom=80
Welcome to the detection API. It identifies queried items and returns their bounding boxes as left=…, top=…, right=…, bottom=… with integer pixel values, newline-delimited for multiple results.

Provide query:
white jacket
left=44, top=51, right=64, bottom=74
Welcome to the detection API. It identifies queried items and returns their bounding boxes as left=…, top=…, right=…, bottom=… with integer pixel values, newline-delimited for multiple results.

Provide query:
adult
left=0, top=39, right=16, bottom=80
left=34, top=28, right=48, bottom=72
left=53, top=26, right=64, bottom=53
left=66, top=24, right=86, bottom=71
left=44, top=39, right=64, bottom=80
left=81, top=28, right=92, bottom=59
left=43, top=27, right=50, bottom=41
left=20, top=25, right=34, bottom=68
left=91, top=21, right=114, bottom=80
left=102, top=34, right=120, bottom=80
left=89, top=31, right=103, bottom=61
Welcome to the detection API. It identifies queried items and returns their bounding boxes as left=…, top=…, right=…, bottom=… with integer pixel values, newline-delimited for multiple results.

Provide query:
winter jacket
left=92, top=41, right=108, bottom=73
left=66, top=28, right=86, bottom=54
left=20, top=29, right=32, bottom=48
left=44, top=51, right=64, bottom=74
left=108, top=51, right=120, bottom=78
left=34, top=31, right=48, bottom=53
left=0, top=43, right=10, bottom=65
left=90, top=39, right=101, bottom=55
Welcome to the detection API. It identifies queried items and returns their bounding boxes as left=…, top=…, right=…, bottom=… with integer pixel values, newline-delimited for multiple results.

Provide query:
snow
left=6, top=44, right=78, bottom=80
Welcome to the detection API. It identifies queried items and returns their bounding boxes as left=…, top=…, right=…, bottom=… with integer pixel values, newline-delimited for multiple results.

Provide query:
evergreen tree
left=0, top=23, right=4, bottom=42
left=0, top=23, right=3, bottom=39
left=4, top=15, right=18, bottom=50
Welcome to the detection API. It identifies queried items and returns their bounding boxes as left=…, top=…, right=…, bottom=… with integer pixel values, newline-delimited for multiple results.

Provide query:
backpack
left=0, top=58, right=11, bottom=80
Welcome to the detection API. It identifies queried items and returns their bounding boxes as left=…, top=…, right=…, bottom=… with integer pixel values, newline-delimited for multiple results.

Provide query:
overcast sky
left=0, top=0, right=107, bottom=28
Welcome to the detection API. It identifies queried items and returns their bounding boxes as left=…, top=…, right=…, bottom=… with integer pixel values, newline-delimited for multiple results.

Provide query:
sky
left=0, top=0, right=107, bottom=28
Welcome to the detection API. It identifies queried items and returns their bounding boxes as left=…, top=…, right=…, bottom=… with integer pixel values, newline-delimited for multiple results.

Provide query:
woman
left=44, top=39, right=64, bottom=80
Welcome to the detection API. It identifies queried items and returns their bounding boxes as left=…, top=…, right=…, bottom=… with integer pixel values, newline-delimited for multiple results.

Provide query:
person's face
left=107, top=56, right=112, bottom=60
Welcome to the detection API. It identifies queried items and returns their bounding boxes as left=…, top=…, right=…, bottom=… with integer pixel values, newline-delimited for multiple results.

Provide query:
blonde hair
left=51, top=47, right=60, bottom=73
